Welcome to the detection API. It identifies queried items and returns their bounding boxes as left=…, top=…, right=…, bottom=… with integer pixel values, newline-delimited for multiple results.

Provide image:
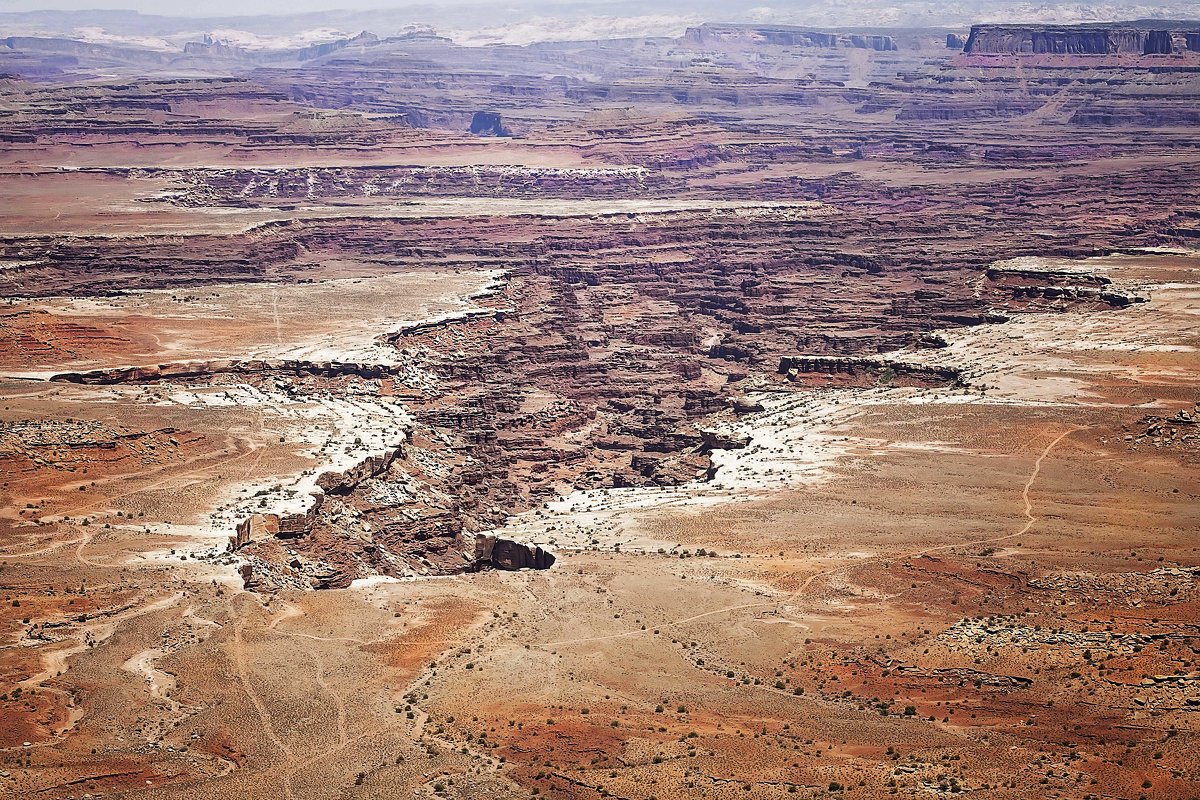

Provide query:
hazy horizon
left=0, top=0, right=551, bottom=14
left=3, top=0, right=1199, bottom=47
left=3, top=0, right=1199, bottom=20
left=0, top=0, right=584, bottom=13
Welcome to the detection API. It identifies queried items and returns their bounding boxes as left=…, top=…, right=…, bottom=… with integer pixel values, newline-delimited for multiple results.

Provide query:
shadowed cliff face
left=469, top=110, right=510, bottom=136
left=963, top=21, right=1200, bottom=55
left=474, top=535, right=556, bottom=571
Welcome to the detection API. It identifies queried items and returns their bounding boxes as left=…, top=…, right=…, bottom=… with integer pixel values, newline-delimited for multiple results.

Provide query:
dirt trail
left=311, top=649, right=349, bottom=747
left=121, top=647, right=176, bottom=702
left=19, top=591, right=183, bottom=691
left=0, top=533, right=87, bottom=559
left=266, top=601, right=303, bottom=629
left=916, top=425, right=1081, bottom=558
left=1018, top=427, right=1079, bottom=535
left=231, top=619, right=294, bottom=770
left=540, top=427, right=1079, bottom=648
left=267, top=601, right=370, bottom=644
left=3, top=591, right=183, bottom=751
left=243, top=599, right=394, bottom=797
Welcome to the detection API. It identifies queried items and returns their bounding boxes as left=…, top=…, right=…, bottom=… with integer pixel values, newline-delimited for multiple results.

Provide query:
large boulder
left=473, top=534, right=555, bottom=570
left=469, top=111, right=510, bottom=137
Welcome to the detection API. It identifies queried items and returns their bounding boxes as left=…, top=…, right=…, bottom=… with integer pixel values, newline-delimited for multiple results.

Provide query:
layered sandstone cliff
left=684, top=24, right=897, bottom=51
left=963, top=21, right=1200, bottom=55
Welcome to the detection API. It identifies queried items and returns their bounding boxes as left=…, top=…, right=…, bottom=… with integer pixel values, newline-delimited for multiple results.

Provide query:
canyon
left=0, top=10, right=1198, bottom=800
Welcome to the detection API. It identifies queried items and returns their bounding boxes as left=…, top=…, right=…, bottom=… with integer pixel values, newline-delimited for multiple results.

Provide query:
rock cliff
left=473, top=534, right=555, bottom=571
left=469, top=111, right=510, bottom=136
left=684, top=24, right=898, bottom=51
left=963, top=21, right=1200, bottom=55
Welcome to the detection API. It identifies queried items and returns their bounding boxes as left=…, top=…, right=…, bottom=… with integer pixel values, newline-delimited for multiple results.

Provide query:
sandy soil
left=1, top=269, right=501, bottom=374
left=2, top=26, right=1199, bottom=800
left=2, top=252, right=1196, bottom=799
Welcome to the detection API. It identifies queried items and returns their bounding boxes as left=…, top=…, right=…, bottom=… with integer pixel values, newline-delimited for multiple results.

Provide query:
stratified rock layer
left=964, top=21, right=1200, bottom=54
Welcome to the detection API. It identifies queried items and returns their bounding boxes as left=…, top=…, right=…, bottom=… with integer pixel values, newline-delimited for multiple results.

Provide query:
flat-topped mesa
left=984, top=266, right=1149, bottom=308
left=50, top=359, right=402, bottom=385
left=963, top=20, right=1200, bottom=55
left=684, top=23, right=897, bottom=51
left=174, top=165, right=662, bottom=206
left=778, top=355, right=963, bottom=389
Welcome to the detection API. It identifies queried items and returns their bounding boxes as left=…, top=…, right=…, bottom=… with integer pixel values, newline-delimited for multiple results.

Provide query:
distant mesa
left=963, top=20, right=1200, bottom=55
left=946, top=33, right=968, bottom=49
left=684, top=23, right=897, bottom=51
left=182, top=35, right=247, bottom=59
left=182, top=29, right=380, bottom=62
left=469, top=111, right=510, bottom=137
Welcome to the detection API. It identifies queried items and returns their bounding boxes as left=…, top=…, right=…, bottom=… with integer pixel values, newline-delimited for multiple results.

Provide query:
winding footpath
left=540, top=426, right=1080, bottom=648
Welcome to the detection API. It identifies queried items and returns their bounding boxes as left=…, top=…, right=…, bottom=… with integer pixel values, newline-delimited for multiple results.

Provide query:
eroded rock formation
left=685, top=24, right=898, bottom=51
left=469, top=111, right=510, bottom=136
left=473, top=534, right=555, bottom=571
left=3, top=18, right=1198, bottom=593
left=963, top=21, right=1200, bottom=55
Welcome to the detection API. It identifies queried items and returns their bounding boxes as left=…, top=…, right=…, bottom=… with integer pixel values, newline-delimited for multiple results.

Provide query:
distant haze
left=2, top=0, right=1199, bottom=47
left=0, top=0, right=494, bottom=13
